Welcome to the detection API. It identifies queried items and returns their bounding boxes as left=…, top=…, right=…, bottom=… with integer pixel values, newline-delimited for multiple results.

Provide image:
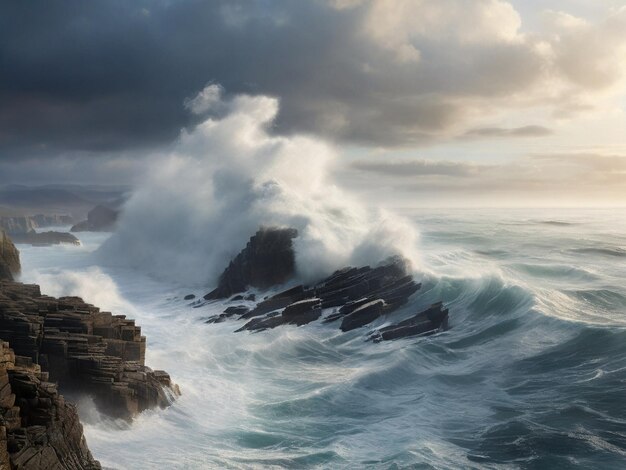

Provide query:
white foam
left=98, top=87, right=419, bottom=287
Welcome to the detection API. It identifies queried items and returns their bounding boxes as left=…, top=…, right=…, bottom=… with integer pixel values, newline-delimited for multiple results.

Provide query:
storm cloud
left=2, top=0, right=626, bottom=164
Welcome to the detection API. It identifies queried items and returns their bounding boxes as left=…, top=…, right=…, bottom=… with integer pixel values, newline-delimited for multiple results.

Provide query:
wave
left=534, top=220, right=578, bottom=226
left=98, top=86, right=419, bottom=287
left=571, top=247, right=626, bottom=258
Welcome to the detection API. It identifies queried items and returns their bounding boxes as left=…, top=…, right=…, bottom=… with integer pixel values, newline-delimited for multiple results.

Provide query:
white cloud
left=184, top=84, right=224, bottom=115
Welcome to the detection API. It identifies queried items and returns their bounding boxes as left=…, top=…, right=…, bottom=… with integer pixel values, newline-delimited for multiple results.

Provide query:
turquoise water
left=16, top=209, right=626, bottom=469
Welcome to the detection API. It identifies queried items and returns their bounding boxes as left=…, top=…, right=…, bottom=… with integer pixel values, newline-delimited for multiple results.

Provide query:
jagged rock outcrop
left=0, top=281, right=179, bottom=420
left=203, top=227, right=298, bottom=300
left=0, top=232, right=20, bottom=281
left=202, top=228, right=449, bottom=340
left=0, top=341, right=101, bottom=469
left=71, top=206, right=118, bottom=233
left=229, top=256, right=422, bottom=333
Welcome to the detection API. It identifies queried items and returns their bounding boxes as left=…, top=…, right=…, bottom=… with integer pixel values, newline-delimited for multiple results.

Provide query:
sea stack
left=203, top=227, right=298, bottom=300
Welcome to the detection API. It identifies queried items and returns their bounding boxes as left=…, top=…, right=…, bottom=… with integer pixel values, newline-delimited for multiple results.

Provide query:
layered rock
left=369, top=302, right=449, bottom=342
left=0, top=341, right=101, bottom=469
left=0, top=281, right=179, bottom=420
left=71, top=206, right=118, bottom=233
left=0, top=232, right=20, bottom=281
left=203, top=227, right=298, bottom=300
left=203, top=228, right=449, bottom=341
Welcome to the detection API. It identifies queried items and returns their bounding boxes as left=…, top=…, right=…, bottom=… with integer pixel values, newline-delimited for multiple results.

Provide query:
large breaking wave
left=99, top=85, right=418, bottom=286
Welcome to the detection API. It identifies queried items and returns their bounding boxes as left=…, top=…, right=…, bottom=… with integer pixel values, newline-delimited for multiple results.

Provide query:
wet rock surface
left=0, top=341, right=101, bottom=469
left=0, top=281, right=179, bottom=420
left=369, top=302, right=449, bottom=342
left=202, top=230, right=448, bottom=341
left=204, top=227, right=298, bottom=300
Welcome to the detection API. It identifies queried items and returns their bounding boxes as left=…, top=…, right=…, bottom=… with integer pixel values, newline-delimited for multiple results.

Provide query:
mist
left=99, top=86, right=419, bottom=287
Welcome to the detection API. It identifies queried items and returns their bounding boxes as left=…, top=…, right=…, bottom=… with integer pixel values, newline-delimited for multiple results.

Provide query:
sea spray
left=98, top=86, right=419, bottom=286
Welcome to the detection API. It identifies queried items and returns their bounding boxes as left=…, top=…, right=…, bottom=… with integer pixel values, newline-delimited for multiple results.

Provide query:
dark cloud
left=1, top=0, right=624, bottom=167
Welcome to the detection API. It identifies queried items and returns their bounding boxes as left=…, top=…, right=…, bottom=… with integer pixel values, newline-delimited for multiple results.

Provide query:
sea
left=16, top=208, right=626, bottom=469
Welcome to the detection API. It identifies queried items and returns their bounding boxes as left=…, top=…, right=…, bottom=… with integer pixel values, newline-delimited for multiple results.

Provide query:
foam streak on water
left=15, top=208, right=626, bottom=469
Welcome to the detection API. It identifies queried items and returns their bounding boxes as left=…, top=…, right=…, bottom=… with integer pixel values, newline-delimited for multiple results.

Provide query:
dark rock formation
left=9, top=231, right=80, bottom=247
left=203, top=227, right=298, bottom=300
left=369, top=302, right=449, bottom=342
left=233, top=256, right=422, bottom=333
left=0, top=281, right=179, bottom=420
left=202, top=227, right=449, bottom=341
left=205, top=305, right=250, bottom=324
left=71, top=206, right=118, bottom=233
left=0, top=341, right=101, bottom=469
left=183, top=294, right=196, bottom=301
left=0, top=232, right=20, bottom=281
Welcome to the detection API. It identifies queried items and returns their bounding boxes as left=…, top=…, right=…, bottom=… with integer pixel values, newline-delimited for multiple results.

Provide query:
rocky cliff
left=0, top=214, right=74, bottom=235
left=1, top=216, right=79, bottom=247
left=0, top=232, right=20, bottom=281
left=0, top=341, right=101, bottom=469
left=0, top=282, right=179, bottom=420
left=0, top=235, right=179, bottom=466
left=0, top=218, right=38, bottom=236
left=203, top=228, right=449, bottom=341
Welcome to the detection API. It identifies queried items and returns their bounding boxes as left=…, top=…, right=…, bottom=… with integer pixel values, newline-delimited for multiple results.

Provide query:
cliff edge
left=0, top=232, right=20, bottom=281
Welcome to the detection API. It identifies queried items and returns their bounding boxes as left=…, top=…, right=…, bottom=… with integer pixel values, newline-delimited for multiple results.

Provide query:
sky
left=1, top=0, right=625, bottom=207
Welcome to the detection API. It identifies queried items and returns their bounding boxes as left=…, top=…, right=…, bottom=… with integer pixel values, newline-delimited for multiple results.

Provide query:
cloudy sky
left=1, top=0, right=625, bottom=206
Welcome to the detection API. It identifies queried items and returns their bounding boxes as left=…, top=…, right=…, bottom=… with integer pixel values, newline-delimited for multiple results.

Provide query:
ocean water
left=16, top=209, right=626, bottom=469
